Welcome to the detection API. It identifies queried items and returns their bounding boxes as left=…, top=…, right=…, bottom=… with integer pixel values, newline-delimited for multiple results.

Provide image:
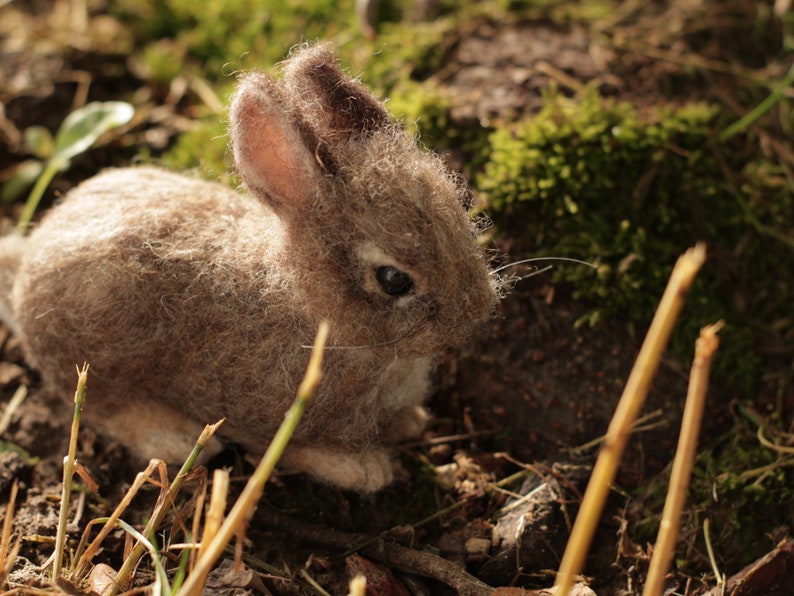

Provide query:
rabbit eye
left=375, top=266, right=414, bottom=297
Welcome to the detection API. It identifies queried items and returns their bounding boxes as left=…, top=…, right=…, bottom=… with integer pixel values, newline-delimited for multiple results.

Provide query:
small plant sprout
left=719, top=61, right=794, bottom=141
left=12, top=101, right=134, bottom=232
left=53, top=363, right=89, bottom=581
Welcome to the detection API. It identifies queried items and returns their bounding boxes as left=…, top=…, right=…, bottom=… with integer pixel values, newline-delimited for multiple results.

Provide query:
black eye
left=375, top=266, right=414, bottom=297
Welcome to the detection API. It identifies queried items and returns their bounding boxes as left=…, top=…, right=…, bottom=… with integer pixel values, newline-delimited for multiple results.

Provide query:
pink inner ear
left=233, top=94, right=317, bottom=212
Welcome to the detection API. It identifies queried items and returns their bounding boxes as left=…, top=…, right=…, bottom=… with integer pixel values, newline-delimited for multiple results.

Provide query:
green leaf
left=0, top=440, right=39, bottom=465
left=23, top=126, right=54, bottom=159
left=51, top=101, right=135, bottom=169
left=1, top=159, right=43, bottom=203
left=17, top=102, right=135, bottom=232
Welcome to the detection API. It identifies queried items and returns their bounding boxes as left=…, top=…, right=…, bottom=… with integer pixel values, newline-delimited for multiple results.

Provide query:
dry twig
left=643, top=321, right=723, bottom=596
left=554, top=244, right=707, bottom=595
left=0, top=481, right=20, bottom=589
left=259, top=509, right=494, bottom=596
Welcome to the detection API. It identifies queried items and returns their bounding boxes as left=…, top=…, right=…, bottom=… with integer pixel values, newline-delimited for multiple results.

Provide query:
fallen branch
left=702, top=538, right=794, bottom=596
left=259, top=509, right=494, bottom=596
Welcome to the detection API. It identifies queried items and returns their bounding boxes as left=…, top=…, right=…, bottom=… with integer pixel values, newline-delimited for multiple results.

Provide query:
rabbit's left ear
left=283, top=44, right=393, bottom=140
left=230, top=72, right=323, bottom=218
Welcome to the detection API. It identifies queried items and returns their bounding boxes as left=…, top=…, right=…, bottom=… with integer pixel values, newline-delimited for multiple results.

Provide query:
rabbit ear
left=230, top=72, right=322, bottom=216
left=284, top=44, right=393, bottom=140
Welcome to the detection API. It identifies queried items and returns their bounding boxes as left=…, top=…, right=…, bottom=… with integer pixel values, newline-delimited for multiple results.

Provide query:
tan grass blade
left=108, top=420, right=223, bottom=594
left=0, top=385, right=27, bottom=438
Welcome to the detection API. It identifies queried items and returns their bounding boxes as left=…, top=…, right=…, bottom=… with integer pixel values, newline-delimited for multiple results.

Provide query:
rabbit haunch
left=1, top=44, right=497, bottom=492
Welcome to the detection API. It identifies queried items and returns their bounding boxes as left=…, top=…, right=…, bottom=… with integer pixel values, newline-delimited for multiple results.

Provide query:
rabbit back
left=13, top=168, right=305, bottom=443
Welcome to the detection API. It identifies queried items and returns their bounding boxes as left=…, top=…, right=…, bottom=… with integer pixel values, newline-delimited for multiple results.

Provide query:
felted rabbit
left=0, top=44, right=498, bottom=491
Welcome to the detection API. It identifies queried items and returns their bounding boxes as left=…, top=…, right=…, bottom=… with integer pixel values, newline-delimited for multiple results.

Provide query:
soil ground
left=1, top=1, right=793, bottom=595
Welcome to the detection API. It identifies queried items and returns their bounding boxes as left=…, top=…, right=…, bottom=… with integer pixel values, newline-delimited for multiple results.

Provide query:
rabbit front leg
left=383, top=406, right=430, bottom=443
left=379, top=356, right=433, bottom=442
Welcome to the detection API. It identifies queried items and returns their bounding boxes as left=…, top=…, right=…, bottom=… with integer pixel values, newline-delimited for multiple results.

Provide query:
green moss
left=479, top=86, right=792, bottom=395
left=109, top=0, right=356, bottom=81
left=384, top=80, right=492, bottom=174
left=361, top=18, right=456, bottom=91
left=691, top=430, right=794, bottom=570
left=160, top=118, right=230, bottom=177
left=629, top=411, right=794, bottom=576
left=478, top=87, right=720, bottom=314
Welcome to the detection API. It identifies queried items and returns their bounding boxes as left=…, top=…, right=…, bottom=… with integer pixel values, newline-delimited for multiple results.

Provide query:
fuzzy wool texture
left=4, top=44, right=498, bottom=491
left=0, top=233, right=25, bottom=335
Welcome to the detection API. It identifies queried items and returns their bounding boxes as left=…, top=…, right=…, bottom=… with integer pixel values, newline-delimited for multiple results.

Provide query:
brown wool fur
left=0, top=44, right=498, bottom=491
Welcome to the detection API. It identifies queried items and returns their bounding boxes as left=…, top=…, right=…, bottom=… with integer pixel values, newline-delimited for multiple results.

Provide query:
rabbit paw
left=383, top=405, right=429, bottom=442
left=282, top=445, right=394, bottom=492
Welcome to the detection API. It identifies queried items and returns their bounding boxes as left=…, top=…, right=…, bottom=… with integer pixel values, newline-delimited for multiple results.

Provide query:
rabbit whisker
left=491, top=256, right=597, bottom=275
left=511, top=264, right=554, bottom=281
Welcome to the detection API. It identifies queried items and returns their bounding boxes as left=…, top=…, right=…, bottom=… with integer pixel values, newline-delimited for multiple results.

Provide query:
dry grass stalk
left=554, top=244, right=707, bottom=595
left=347, top=575, right=366, bottom=596
left=0, top=385, right=27, bottom=438
left=188, top=478, right=208, bottom=574
left=70, top=421, right=218, bottom=590
left=203, top=469, right=229, bottom=550
left=643, top=322, right=723, bottom=596
left=567, top=409, right=665, bottom=456
left=53, top=364, right=88, bottom=581
left=72, top=459, right=169, bottom=578
left=0, top=481, right=21, bottom=589
left=177, top=321, right=330, bottom=596
left=703, top=517, right=725, bottom=586
left=107, top=420, right=222, bottom=595
left=187, top=468, right=229, bottom=590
